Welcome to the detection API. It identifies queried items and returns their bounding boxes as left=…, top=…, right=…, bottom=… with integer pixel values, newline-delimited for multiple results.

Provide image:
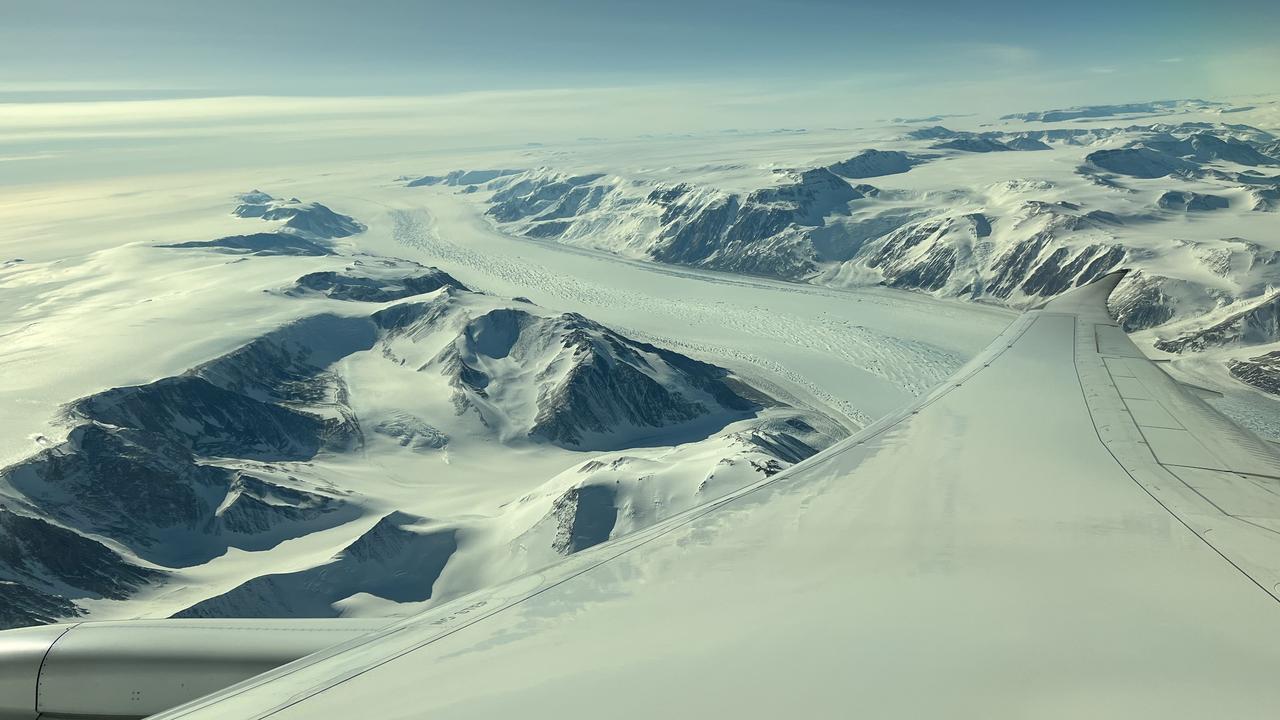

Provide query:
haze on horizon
left=2, top=0, right=1278, bottom=183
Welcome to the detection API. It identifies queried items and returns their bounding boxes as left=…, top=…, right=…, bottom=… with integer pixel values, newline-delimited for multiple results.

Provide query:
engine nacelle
left=0, top=618, right=386, bottom=719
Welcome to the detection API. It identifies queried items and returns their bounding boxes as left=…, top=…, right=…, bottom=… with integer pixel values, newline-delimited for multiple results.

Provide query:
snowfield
left=1, top=94, right=1279, bottom=626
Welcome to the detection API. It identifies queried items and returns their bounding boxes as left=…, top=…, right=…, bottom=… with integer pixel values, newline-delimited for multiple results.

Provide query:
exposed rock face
left=476, top=162, right=1152, bottom=308
left=506, top=410, right=839, bottom=568
left=932, top=137, right=1013, bottom=153
left=1246, top=186, right=1280, bottom=211
left=1157, top=191, right=1229, bottom=212
left=1082, top=128, right=1279, bottom=180
left=74, top=377, right=327, bottom=461
left=1208, top=169, right=1280, bottom=187
left=5, top=425, right=230, bottom=555
left=160, top=232, right=334, bottom=256
left=645, top=168, right=860, bottom=277
left=163, top=192, right=364, bottom=255
left=233, top=191, right=365, bottom=238
left=175, top=512, right=458, bottom=618
left=0, top=310, right=379, bottom=577
left=1104, top=240, right=1280, bottom=332
left=1, top=275, right=788, bottom=619
left=862, top=213, right=990, bottom=293
left=1155, top=294, right=1280, bottom=353
left=422, top=306, right=757, bottom=449
left=906, top=125, right=961, bottom=140
left=982, top=235, right=1124, bottom=301
left=290, top=266, right=466, bottom=302
left=1003, top=137, right=1052, bottom=151
left=457, top=122, right=1275, bottom=323
left=481, top=167, right=869, bottom=280
left=1143, top=133, right=1279, bottom=166
left=372, top=415, right=449, bottom=452
left=0, top=583, right=80, bottom=631
left=550, top=485, right=618, bottom=554
left=215, top=474, right=347, bottom=536
left=752, top=417, right=823, bottom=458
left=488, top=173, right=610, bottom=223
left=844, top=201, right=1126, bottom=303
left=1229, top=352, right=1280, bottom=395
left=529, top=337, right=731, bottom=447
left=0, top=424, right=353, bottom=566
left=408, top=169, right=522, bottom=187
left=192, top=314, right=378, bottom=403
left=827, top=149, right=918, bottom=178
left=1002, top=99, right=1225, bottom=122
left=0, top=507, right=161, bottom=629
left=1108, top=273, right=1181, bottom=331
left=1085, top=147, right=1199, bottom=178
left=908, top=127, right=1046, bottom=152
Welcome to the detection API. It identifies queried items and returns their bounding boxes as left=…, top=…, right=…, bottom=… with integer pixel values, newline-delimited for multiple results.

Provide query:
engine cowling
left=0, top=618, right=386, bottom=719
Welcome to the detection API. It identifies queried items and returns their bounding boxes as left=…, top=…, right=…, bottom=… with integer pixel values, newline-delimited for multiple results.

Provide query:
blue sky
left=3, top=0, right=1277, bottom=106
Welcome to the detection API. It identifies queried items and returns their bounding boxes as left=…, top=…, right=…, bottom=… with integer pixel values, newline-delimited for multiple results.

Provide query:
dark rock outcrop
left=862, top=213, right=989, bottom=293
left=1144, top=133, right=1278, bottom=166
left=233, top=192, right=364, bottom=238
left=905, top=125, right=961, bottom=140
left=423, top=306, right=757, bottom=449
left=372, top=415, right=449, bottom=452
left=175, top=512, right=457, bottom=618
left=1002, top=100, right=1224, bottom=123
left=1003, top=137, right=1052, bottom=151
left=932, top=137, right=1012, bottom=153
left=645, top=168, right=859, bottom=278
left=408, top=169, right=521, bottom=187
left=853, top=201, right=1125, bottom=302
left=1155, top=294, right=1280, bottom=353
left=1085, top=147, right=1199, bottom=178
left=290, top=267, right=466, bottom=302
left=488, top=173, right=609, bottom=224
left=0, top=507, right=162, bottom=629
left=1246, top=186, right=1280, bottom=212
left=1230, top=352, right=1280, bottom=395
left=1157, top=191, right=1229, bottom=212
left=828, top=149, right=918, bottom=178
left=74, top=377, right=327, bottom=461
left=1, top=424, right=353, bottom=566
left=160, top=232, right=333, bottom=256
left=550, top=485, right=618, bottom=554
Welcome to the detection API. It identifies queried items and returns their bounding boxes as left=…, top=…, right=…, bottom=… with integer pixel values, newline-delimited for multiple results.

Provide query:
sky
left=4, top=0, right=1278, bottom=101
left=1, top=0, right=1278, bottom=183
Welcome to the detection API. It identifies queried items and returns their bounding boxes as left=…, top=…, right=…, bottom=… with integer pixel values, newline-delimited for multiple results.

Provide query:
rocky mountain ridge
left=0, top=199, right=840, bottom=624
left=404, top=116, right=1280, bottom=399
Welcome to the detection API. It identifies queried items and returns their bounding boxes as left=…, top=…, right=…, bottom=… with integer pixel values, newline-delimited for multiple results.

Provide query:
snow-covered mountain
left=0, top=197, right=844, bottom=624
left=1001, top=99, right=1229, bottom=123
left=159, top=191, right=366, bottom=256
left=827, top=149, right=923, bottom=178
left=409, top=116, right=1280, bottom=372
left=232, top=191, right=366, bottom=238
left=175, top=408, right=833, bottom=618
left=0, top=507, right=161, bottom=628
left=5, top=95, right=1280, bottom=628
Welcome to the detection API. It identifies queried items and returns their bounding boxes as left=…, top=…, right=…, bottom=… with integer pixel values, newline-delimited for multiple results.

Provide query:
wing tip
left=1037, top=267, right=1131, bottom=315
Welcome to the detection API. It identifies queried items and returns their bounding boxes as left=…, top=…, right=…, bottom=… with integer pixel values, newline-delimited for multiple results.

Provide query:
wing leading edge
left=153, top=271, right=1280, bottom=719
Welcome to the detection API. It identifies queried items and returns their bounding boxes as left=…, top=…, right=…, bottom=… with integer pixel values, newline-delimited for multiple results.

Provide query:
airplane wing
left=151, top=271, right=1280, bottom=719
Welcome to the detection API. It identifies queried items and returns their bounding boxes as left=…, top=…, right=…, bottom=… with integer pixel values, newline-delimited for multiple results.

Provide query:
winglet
left=1037, top=269, right=1130, bottom=319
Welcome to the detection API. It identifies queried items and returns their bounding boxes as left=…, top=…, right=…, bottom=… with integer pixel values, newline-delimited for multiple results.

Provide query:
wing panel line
left=1071, top=314, right=1280, bottom=604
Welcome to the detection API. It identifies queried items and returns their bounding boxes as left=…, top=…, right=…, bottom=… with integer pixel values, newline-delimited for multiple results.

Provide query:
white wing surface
left=152, top=271, right=1280, bottom=719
